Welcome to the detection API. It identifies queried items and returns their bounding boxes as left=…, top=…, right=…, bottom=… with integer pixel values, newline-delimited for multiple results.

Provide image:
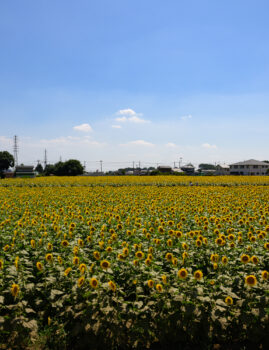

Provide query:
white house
left=229, top=159, right=269, bottom=175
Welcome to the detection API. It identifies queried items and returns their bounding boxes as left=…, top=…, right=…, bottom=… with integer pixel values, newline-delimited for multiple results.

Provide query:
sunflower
left=156, top=284, right=163, bottom=292
left=0, top=259, right=3, bottom=270
left=79, top=263, right=87, bottom=273
left=100, top=260, right=110, bottom=270
left=108, top=280, right=117, bottom=292
left=167, top=239, right=173, bottom=247
left=36, top=262, right=43, bottom=271
left=57, top=256, right=63, bottom=265
left=264, top=242, right=269, bottom=250
left=64, top=267, right=72, bottom=276
left=196, top=239, right=202, bottom=247
left=240, top=254, right=250, bottom=264
left=171, top=257, right=177, bottom=266
left=145, top=258, right=151, bottom=266
left=165, top=253, right=173, bottom=261
left=133, top=259, right=139, bottom=266
left=261, top=270, right=269, bottom=280
left=182, top=243, right=188, bottom=250
left=106, top=246, right=112, bottom=253
left=162, top=275, right=167, bottom=284
left=215, top=237, right=224, bottom=246
left=30, top=239, right=36, bottom=248
left=73, top=246, right=79, bottom=255
left=210, top=254, right=219, bottom=263
left=78, top=239, right=84, bottom=247
left=158, top=226, right=164, bottom=233
left=93, top=251, right=100, bottom=260
left=45, top=253, right=53, bottom=262
left=245, top=275, right=257, bottom=287
left=225, top=296, right=233, bottom=305
left=61, top=240, right=69, bottom=247
left=135, top=251, right=144, bottom=259
left=250, top=256, right=259, bottom=264
left=122, top=247, right=129, bottom=256
left=73, top=256, right=79, bottom=265
left=90, top=277, right=98, bottom=288
left=221, top=256, right=228, bottom=265
left=47, top=243, right=53, bottom=250
left=213, top=263, right=218, bottom=270
left=118, top=253, right=125, bottom=261
left=193, top=270, right=203, bottom=280
left=11, top=283, right=19, bottom=298
left=176, top=231, right=182, bottom=238
left=147, top=280, right=154, bottom=288
left=3, top=245, right=9, bottom=252
left=77, top=276, right=85, bottom=288
left=178, top=268, right=188, bottom=279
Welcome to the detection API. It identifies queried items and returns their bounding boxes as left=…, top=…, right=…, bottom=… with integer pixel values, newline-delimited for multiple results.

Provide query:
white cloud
left=202, top=143, right=217, bottom=149
left=115, top=116, right=128, bottom=122
left=117, top=108, right=136, bottom=116
left=181, top=115, right=192, bottom=120
left=165, top=142, right=177, bottom=148
left=120, top=140, right=154, bottom=147
left=115, top=109, right=150, bottom=123
left=73, top=123, right=93, bottom=132
left=128, top=116, right=150, bottom=124
left=112, top=125, right=122, bottom=129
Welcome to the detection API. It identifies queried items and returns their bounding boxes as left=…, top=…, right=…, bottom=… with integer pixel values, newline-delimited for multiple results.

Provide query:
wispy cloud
left=111, top=125, right=122, bottom=129
left=120, top=140, right=154, bottom=147
left=117, top=108, right=137, bottom=116
left=115, top=109, right=150, bottom=124
left=202, top=143, right=217, bottom=149
left=181, top=115, right=192, bottom=120
left=73, top=123, right=93, bottom=132
left=40, top=136, right=104, bottom=147
left=165, top=142, right=178, bottom=148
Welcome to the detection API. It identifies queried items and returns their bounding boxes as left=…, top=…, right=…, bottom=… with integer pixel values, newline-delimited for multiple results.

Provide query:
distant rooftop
left=230, top=159, right=269, bottom=166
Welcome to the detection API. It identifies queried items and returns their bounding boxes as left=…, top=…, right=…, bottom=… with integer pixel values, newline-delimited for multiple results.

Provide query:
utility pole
left=132, top=161, right=135, bottom=171
left=174, top=161, right=176, bottom=168
left=138, top=161, right=141, bottom=169
left=44, top=149, right=47, bottom=169
left=100, top=160, right=103, bottom=173
left=13, top=135, right=19, bottom=167
left=179, top=157, right=182, bottom=168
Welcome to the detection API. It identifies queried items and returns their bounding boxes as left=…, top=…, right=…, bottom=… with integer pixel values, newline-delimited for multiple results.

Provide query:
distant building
left=15, top=165, right=35, bottom=178
left=229, top=159, right=269, bottom=175
left=215, top=164, right=230, bottom=175
left=157, top=166, right=172, bottom=174
left=181, top=163, right=195, bottom=175
left=172, top=168, right=184, bottom=174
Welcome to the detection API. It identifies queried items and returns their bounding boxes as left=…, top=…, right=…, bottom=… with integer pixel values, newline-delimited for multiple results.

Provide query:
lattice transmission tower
left=13, top=135, right=19, bottom=167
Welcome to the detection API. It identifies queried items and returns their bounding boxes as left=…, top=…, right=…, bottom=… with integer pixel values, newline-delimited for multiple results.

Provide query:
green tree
left=44, top=164, right=55, bottom=176
left=54, top=159, right=84, bottom=176
left=35, top=163, right=44, bottom=174
left=198, top=163, right=216, bottom=170
left=0, top=151, right=14, bottom=177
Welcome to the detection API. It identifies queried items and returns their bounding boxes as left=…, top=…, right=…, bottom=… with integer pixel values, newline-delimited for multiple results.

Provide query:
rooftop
left=230, top=159, right=269, bottom=166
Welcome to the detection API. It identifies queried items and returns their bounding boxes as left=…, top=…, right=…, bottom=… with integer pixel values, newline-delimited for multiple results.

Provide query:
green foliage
left=199, top=163, right=216, bottom=170
left=35, top=163, right=44, bottom=174
left=0, top=150, right=14, bottom=175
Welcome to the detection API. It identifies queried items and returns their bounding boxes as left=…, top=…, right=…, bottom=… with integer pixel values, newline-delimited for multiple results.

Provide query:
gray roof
left=230, top=159, right=269, bottom=166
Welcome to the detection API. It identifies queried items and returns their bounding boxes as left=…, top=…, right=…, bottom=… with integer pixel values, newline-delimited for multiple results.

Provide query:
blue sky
left=0, top=0, right=269, bottom=170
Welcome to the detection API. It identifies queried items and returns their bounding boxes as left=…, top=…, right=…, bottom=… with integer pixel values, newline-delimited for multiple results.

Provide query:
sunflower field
left=0, top=176, right=269, bottom=349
